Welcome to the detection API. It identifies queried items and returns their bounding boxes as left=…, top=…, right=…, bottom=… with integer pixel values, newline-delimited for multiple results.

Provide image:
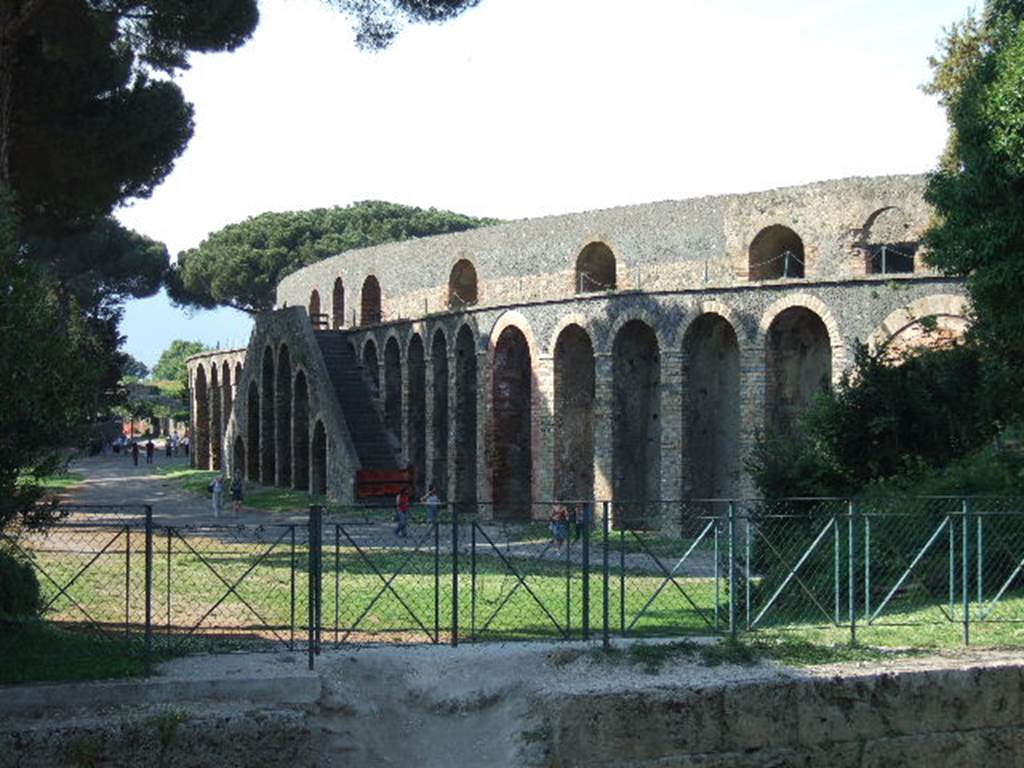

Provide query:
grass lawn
left=16, top=470, right=85, bottom=490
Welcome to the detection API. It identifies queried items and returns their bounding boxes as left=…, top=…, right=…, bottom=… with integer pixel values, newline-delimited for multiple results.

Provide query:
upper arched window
left=575, top=242, right=616, bottom=293
left=861, top=208, right=916, bottom=275
left=309, top=290, right=323, bottom=328
left=361, top=275, right=382, bottom=325
left=748, top=225, right=805, bottom=280
left=448, top=259, right=478, bottom=308
left=332, top=277, right=345, bottom=329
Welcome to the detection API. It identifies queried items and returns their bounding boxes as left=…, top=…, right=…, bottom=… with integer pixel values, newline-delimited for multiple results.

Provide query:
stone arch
left=749, top=225, right=805, bottom=280
left=332, top=277, right=345, bottom=329
left=491, top=324, right=533, bottom=520
left=210, top=364, right=222, bottom=470
left=766, top=307, right=832, bottom=437
left=363, top=338, right=380, bottom=397
left=309, top=290, right=323, bottom=328
left=276, top=345, right=292, bottom=487
left=221, top=361, right=232, bottom=437
left=454, top=324, right=478, bottom=513
left=311, top=419, right=327, bottom=496
left=604, top=309, right=668, bottom=356
left=260, top=346, right=275, bottom=485
left=384, top=336, right=402, bottom=443
left=361, top=275, right=382, bottom=325
left=575, top=241, right=617, bottom=293
left=293, top=370, right=310, bottom=491
left=861, top=207, right=917, bottom=274
left=448, top=259, right=478, bottom=308
left=868, top=294, right=969, bottom=361
left=430, top=328, right=449, bottom=498
left=246, top=381, right=260, bottom=481
left=682, top=313, right=740, bottom=499
left=759, top=295, right=846, bottom=379
left=194, top=365, right=210, bottom=470
left=407, top=334, right=427, bottom=495
left=232, top=436, right=245, bottom=483
left=612, top=319, right=660, bottom=525
left=554, top=323, right=595, bottom=502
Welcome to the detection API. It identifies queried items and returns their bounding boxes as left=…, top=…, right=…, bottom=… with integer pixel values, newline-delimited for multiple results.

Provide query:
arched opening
left=361, top=275, right=382, bottom=325
left=234, top=362, right=243, bottom=391
left=309, top=290, right=323, bottom=328
left=575, top=242, right=617, bottom=293
left=448, top=259, right=478, bottom=308
left=454, top=325, right=478, bottom=514
left=363, top=339, right=379, bottom=397
left=613, top=320, right=660, bottom=526
left=260, top=347, right=276, bottom=485
left=332, top=277, right=345, bottom=329
left=749, top=225, right=805, bottom=280
left=682, top=314, right=740, bottom=500
left=276, top=345, right=292, bottom=488
left=312, top=420, right=327, bottom=496
left=408, top=335, right=427, bottom=495
left=210, top=365, right=222, bottom=470
left=384, top=337, right=402, bottom=444
left=293, top=371, right=309, bottom=491
left=221, top=362, right=232, bottom=436
left=194, top=365, right=210, bottom=470
left=766, top=307, right=832, bottom=437
left=232, top=436, right=245, bottom=482
left=554, top=324, right=595, bottom=502
left=862, top=208, right=917, bottom=274
left=491, top=325, right=532, bottom=520
left=246, top=382, right=260, bottom=481
left=430, top=330, right=449, bottom=499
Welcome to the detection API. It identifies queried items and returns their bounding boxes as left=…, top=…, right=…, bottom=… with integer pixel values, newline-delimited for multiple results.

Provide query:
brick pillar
left=446, top=349, right=458, bottom=505
left=534, top=354, right=555, bottom=508
left=592, top=353, right=613, bottom=509
left=400, top=349, right=410, bottom=467
left=659, top=349, right=684, bottom=515
left=424, top=347, right=436, bottom=490
left=476, top=348, right=492, bottom=518
left=738, top=342, right=765, bottom=498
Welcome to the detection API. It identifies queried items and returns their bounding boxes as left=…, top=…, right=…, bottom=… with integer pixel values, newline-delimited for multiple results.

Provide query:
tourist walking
left=550, top=505, right=569, bottom=551
left=394, top=486, right=411, bottom=538
left=181, top=435, right=189, bottom=456
left=423, top=484, right=440, bottom=526
left=210, top=475, right=224, bottom=518
left=131, top=441, right=140, bottom=466
left=145, top=439, right=155, bottom=464
left=231, top=472, right=244, bottom=514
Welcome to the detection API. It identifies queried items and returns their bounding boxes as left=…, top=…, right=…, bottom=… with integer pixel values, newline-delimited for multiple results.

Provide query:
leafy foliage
left=0, top=550, right=41, bottom=621
left=152, top=340, right=210, bottom=383
left=925, top=1, right=1024, bottom=385
left=748, top=342, right=1011, bottom=499
left=328, top=0, right=481, bottom=49
left=167, top=201, right=499, bottom=312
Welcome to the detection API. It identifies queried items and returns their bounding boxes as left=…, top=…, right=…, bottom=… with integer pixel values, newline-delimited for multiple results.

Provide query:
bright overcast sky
left=116, top=0, right=973, bottom=368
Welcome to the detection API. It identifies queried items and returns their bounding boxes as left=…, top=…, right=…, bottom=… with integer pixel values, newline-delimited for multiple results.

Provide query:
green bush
left=0, top=550, right=41, bottom=621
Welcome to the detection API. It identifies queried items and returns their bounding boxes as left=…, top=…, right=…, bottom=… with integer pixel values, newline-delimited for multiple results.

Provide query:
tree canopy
left=327, top=0, right=481, bottom=49
left=925, top=0, right=1024, bottom=380
left=167, top=201, right=499, bottom=313
left=152, top=340, right=210, bottom=383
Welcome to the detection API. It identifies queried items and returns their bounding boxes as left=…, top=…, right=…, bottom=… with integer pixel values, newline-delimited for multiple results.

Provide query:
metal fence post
left=728, top=501, right=737, bottom=639
left=144, top=505, right=153, bottom=656
left=848, top=500, right=856, bottom=646
left=582, top=502, right=591, bottom=641
left=290, top=525, right=296, bottom=651
left=962, top=498, right=971, bottom=646
left=452, top=501, right=459, bottom=647
left=602, top=501, right=610, bottom=650
left=434, top=504, right=441, bottom=644
left=308, top=505, right=322, bottom=671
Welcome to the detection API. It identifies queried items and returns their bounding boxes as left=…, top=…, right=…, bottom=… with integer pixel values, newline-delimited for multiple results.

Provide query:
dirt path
left=64, top=452, right=306, bottom=526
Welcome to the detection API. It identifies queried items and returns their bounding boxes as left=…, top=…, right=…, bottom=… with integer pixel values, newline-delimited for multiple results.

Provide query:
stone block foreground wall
left=188, top=175, right=968, bottom=513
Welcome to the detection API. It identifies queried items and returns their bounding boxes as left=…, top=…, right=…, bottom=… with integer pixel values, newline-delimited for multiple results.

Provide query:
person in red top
left=394, top=486, right=411, bottom=538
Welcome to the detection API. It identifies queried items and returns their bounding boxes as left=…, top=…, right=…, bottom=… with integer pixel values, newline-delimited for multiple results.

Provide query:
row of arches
left=192, top=359, right=243, bottom=472
left=302, top=208, right=918, bottom=330
left=351, top=305, right=830, bottom=520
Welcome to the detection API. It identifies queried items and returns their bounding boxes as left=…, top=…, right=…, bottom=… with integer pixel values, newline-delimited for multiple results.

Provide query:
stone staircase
left=314, top=331, right=399, bottom=470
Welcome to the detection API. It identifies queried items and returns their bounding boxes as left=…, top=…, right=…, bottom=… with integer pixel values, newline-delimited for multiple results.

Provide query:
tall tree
left=167, top=201, right=498, bottom=313
left=925, top=1, right=1024, bottom=385
left=328, top=0, right=481, bottom=49
left=152, top=339, right=210, bottom=383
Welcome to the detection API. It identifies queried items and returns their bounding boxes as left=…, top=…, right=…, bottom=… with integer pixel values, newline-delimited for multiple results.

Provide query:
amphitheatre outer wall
left=188, top=174, right=967, bottom=517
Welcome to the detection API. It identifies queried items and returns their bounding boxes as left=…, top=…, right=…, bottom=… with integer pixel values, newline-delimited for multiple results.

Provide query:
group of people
left=393, top=484, right=441, bottom=537
left=549, top=502, right=593, bottom=550
left=106, top=434, right=190, bottom=465
left=209, top=473, right=244, bottom=518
